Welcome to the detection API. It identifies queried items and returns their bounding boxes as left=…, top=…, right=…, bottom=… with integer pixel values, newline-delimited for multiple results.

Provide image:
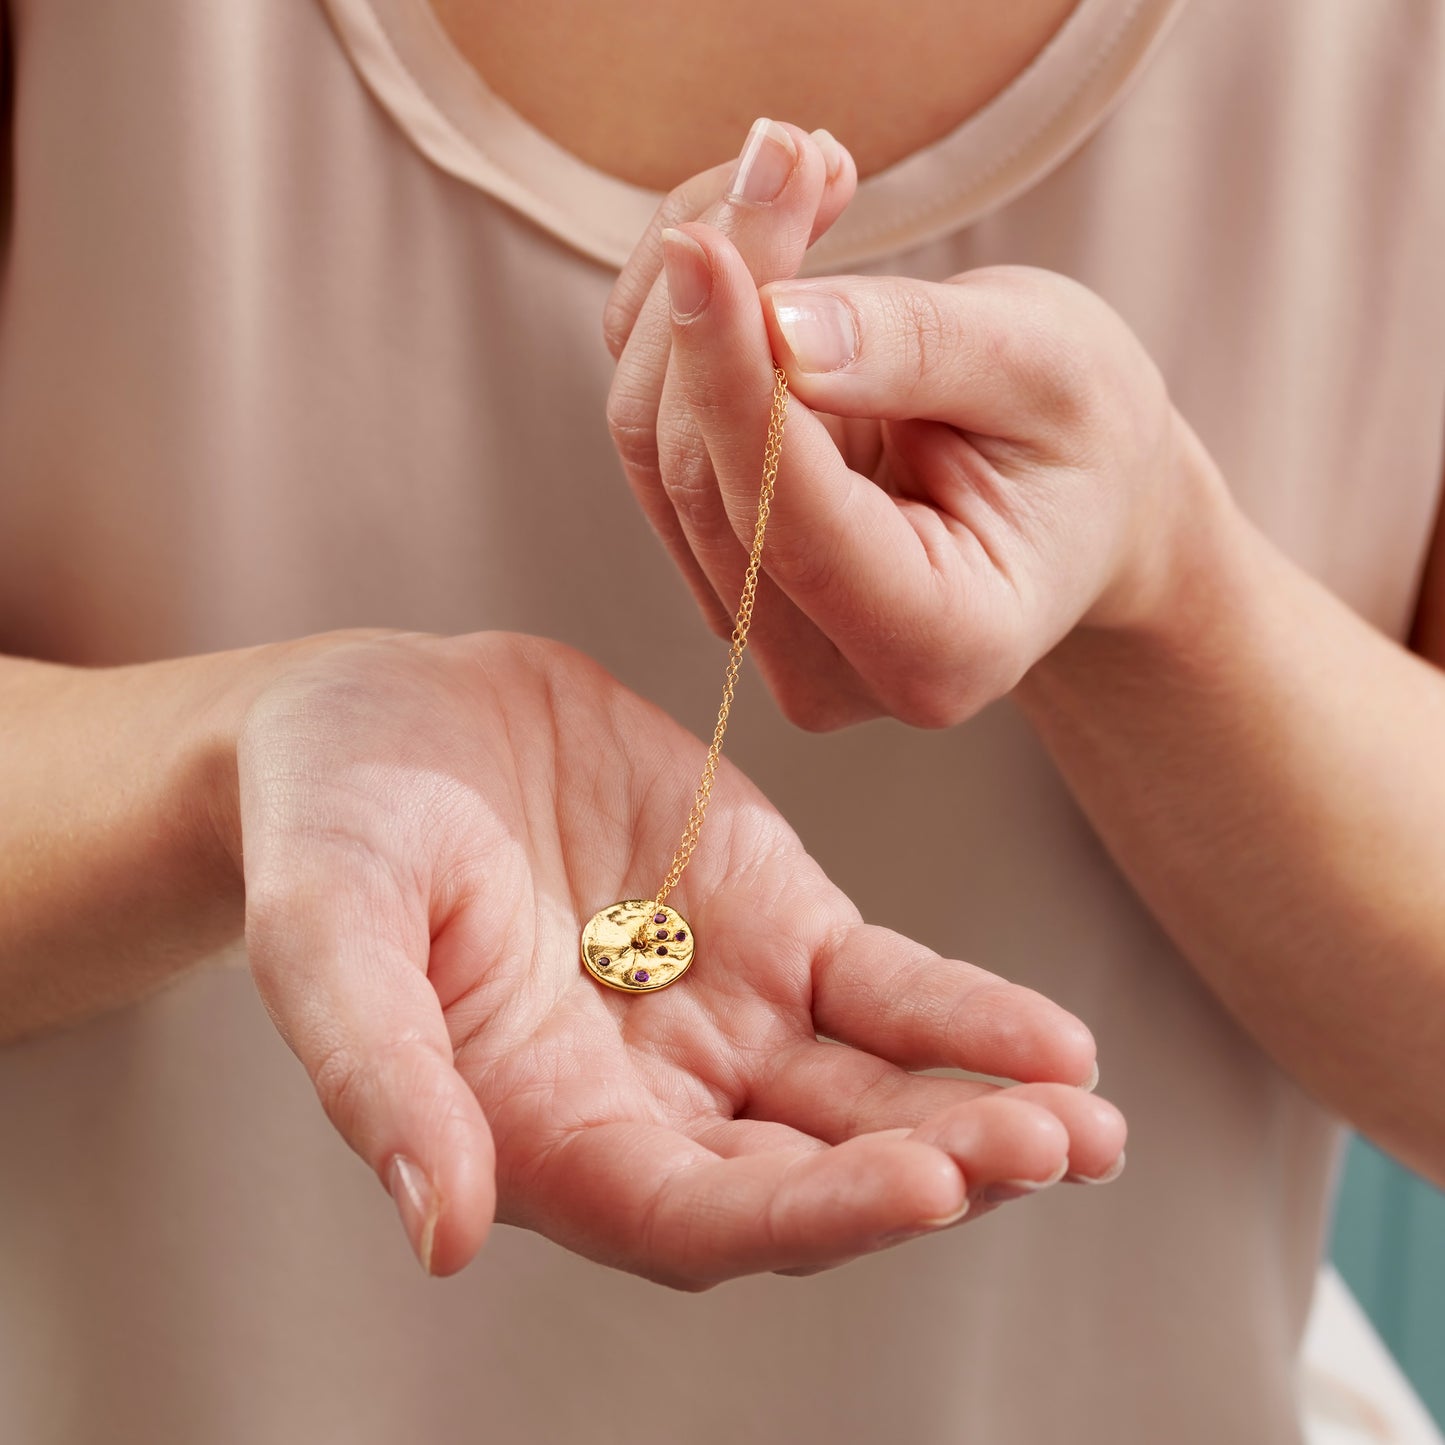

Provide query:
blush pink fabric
left=0, top=1, right=1442, bottom=1440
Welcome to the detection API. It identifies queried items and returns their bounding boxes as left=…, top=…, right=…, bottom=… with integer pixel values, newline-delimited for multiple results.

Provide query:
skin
left=0, top=623, right=1124, bottom=1283
left=604, top=122, right=1445, bottom=1187
left=27, top=0, right=1418, bottom=1292
left=0, top=3, right=1133, bottom=1283
left=428, top=0, right=1078, bottom=188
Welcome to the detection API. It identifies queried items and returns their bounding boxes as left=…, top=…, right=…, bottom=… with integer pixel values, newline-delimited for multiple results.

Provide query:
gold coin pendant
left=580, top=899, right=695, bottom=993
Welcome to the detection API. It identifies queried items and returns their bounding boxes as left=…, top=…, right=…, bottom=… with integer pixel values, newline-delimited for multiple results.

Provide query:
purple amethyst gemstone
left=597, top=956, right=610, bottom=966
left=656, top=946, right=669, bottom=956
left=674, top=931, right=686, bottom=942
left=653, top=912, right=667, bottom=924
left=655, top=929, right=669, bottom=940
left=633, top=968, right=651, bottom=984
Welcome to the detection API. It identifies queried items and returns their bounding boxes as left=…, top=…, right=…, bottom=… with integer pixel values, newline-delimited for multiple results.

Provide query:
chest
left=425, top=0, right=1078, bottom=189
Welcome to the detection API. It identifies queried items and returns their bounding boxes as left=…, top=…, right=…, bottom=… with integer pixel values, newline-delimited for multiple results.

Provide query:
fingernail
left=876, top=1197, right=971, bottom=1246
left=1082, top=1060, right=1100, bottom=1093
left=728, top=117, right=798, bottom=204
left=388, top=1154, right=439, bottom=1275
left=769, top=290, right=858, bottom=372
left=979, top=1158, right=1069, bottom=1206
left=919, top=1198, right=971, bottom=1229
left=660, top=227, right=711, bottom=320
left=1067, top=1150, right=1127, bottom=1186
left=810, top=127, right=844, bottom=179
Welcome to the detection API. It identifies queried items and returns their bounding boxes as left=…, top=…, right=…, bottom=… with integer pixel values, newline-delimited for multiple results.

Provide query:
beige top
left=1, top=1, right=1443, bottom=1440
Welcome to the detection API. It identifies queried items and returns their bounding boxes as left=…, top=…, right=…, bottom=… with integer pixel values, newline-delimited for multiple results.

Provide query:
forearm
left=1015, top=423, right=1445, bottom=1184
left=0, top=633, right=344, bottom=1042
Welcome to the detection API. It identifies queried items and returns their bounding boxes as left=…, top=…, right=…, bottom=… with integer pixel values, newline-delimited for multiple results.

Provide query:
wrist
left=195, top=628, right=410, bottom=886
left=1021, top=413, right=1259, bottom=694
left=0, top=628, right=417, bottom=1042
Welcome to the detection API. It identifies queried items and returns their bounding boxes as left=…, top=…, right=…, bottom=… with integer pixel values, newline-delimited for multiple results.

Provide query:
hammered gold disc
left=581, top=899, right=695, bottom=993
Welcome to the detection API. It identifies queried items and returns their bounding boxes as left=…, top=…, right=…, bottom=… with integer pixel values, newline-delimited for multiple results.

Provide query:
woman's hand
left=604, top=116, right=861, bottom=644
left=606, top=119, right=1206, bottom=731
left=605, top=125, right=1445, bottom=1187
left=235, top=629, right=1125, bottom=1287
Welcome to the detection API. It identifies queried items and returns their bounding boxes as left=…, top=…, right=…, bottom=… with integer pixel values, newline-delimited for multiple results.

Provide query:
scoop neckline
left=320, top=0, right=1185, bottom=272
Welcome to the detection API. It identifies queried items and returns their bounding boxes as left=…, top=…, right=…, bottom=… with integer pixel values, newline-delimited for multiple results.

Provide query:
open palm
left=236, top=629, right=1123, bottom=1285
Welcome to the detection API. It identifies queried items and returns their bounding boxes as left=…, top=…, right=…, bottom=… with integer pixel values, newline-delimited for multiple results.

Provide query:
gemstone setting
left=580, top=899, right=696, bottom=993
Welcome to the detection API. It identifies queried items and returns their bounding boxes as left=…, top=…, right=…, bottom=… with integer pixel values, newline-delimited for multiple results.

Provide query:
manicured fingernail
left=1067, top=1150, right=1127, bottom=1186
left=876, top=1197, right=971, bottom=1245
left=810, top=127, right=844, bottom=179
left=979, top=1158, right=1069, bottom=1205
left=660, top=227, right=711, bottom=319
left=768, top=289, right=858, bottom=372
left=388, top=1154, right=439, bottom=1275
left=728, top=117, right=798, bottom=204
left=1082, top=1060, right=1100, bottom=1093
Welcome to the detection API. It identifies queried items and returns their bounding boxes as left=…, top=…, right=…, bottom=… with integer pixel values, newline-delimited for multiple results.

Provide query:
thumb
left=758, top=266, right=1082, bottom=442
left=240, top=818, right=497, bottom=1278
left=660, top=220, right=933, bottom=657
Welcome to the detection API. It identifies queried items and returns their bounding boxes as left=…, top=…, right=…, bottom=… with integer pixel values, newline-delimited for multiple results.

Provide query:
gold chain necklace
left=580, top=364, right=790, bottom=993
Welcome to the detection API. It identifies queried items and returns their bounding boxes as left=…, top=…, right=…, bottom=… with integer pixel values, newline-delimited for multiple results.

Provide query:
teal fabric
left=1329, top=1135, right=1445, bottom=1425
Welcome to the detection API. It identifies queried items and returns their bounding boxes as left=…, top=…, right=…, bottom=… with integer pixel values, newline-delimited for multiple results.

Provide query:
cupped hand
left=609, top=119, right=1205, bottom=731
left=236, top=629, right=1124, bottom=1288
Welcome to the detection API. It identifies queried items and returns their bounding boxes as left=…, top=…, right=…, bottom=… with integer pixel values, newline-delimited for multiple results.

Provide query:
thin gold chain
left=642, top=365, right=789, bottom=926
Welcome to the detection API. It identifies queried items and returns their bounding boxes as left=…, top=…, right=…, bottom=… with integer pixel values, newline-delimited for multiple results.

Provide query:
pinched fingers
left=660, top=220, right=981, bottom=719
left=664, top=225, right=1095, bottom=726
left=757, top=264, right=1128, bottom=446
left=602, top=157, right=738, bottom=363
left=603, top=120, right=856, bottom=361
left=606, top=119, right=842, bottom=413
left=606, top=120, right=857, bottom=646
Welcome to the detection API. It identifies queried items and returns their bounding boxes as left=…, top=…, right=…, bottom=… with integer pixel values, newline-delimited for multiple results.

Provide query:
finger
left=745, top=1046, right=1127, bottom=1202
left=776, top=1093, right=1111, bottom=1275
left=613, top=349, right=741, bottom=641
left=689, top=1117, right=827, bottom=1159
left=606, top=121, right=850, bottom=641
left=660, top=221, right=966, bottom=676
left=744, top=1036, right=989, bottom=1141
left=746, top=1040, right=1123, bottom=1186
left=908, top=1093, right=1071, bottom=1195
left=518, top=1120, right=967, bottom=1288
left=603, top=122, right=857, bottom=361
left=653, top=340, right=882, bottom=724
left=606, top=120, right=831, bottom=636
left=809, top=918, right=1097, bottom=1084
left=240, top=833, right=495, bottom=1278
left=1003, top=1082, right=1128, bottom=1184
left=602, top=157, right=737, bottom=362
left=758, top=266, right=1089, bottom=440
left=805, top=128, right=857, bottom=245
